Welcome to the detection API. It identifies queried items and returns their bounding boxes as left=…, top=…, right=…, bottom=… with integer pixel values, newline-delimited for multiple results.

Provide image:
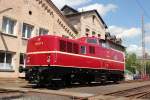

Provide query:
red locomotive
left=20, top=35, right=125, bottom=86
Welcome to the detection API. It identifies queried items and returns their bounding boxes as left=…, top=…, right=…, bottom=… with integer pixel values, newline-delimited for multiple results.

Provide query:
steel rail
left=82, top=84, right=150, bottom=100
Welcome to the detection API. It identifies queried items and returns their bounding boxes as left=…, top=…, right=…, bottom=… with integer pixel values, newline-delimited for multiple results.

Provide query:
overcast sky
left=51, top=0, right=150, bottom=56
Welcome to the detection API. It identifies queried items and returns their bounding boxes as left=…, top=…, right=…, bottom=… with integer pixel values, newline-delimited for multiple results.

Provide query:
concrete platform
left=88, top=95, right=146, bottom=100
left=0, top=78, right=150, bottom=100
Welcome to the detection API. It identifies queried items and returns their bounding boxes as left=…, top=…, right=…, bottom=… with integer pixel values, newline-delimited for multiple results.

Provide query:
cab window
left=80, top=46, right=86, bottom=54
left=89, top=46, right=95, bottom=54
left=73, top=43, right=79, bottom=54
left=67, top=42, right=72, bottom=53
left=60, top=40, right=66, bottom=52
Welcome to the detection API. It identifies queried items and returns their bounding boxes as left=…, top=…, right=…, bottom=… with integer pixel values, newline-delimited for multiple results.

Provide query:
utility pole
left=142, top=15, right=146, bottom=76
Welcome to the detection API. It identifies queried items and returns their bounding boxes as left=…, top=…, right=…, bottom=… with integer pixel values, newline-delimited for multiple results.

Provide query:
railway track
left=0, top=89, right=25, bottom=99
left=120, top=79, right=150, bottom=84
left=105, top=84, right=150, bottom=98
left=85, top=85, right=150, bottom=100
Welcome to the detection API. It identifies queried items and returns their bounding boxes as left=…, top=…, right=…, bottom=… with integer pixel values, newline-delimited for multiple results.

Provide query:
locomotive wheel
left=87, top=74, right=94, bottom=85
left=50, top=79, right=65, bottom=89
left=35, top=83, right=45, bottom=88
left=113, top=80, right=119, bottom=84
left=50, top=81, right=58, bottom=89
left=64, top=79, right=71, bottom=86
left=111, top=75, right=119, bottom=84
left=78, top=74, right=86, bottom=85
left=63, top=74, right=71, bottom=87
left=79, top=80, right=86, bottom=85
left=100, top=75, right=107, bottom=84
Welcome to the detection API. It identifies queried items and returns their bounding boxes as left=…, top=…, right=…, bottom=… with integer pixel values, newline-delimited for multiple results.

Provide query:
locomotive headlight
left=47, top=55, right=50, bottom=63
left=27, top=57, right=30, bottom=63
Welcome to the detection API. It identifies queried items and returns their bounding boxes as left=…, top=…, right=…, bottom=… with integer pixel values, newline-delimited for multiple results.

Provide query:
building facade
left=61, top=5, right=108, bottom=39
left=0, top=0, right=77, bottom=78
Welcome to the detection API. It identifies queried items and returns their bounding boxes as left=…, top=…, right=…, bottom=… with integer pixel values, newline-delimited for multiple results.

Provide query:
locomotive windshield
left=87, top=38, right=98, bottom=44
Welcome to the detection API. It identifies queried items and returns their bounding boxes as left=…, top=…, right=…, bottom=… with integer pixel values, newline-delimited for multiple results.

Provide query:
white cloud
left=108, top=25, right=141, bottom=38
left=126, top=44, right=150, bottom=56
left=145, top=36, right=150, bottom=43
left=145, top=23, right=150, bottom=31
left=126, top=44, right=142, bottom=56
left=125, top=23, right=150, bottom=56
left=144, top=23, right=150, bottom=43
left=51, top=0, right=91, bottom=9
left=78, top=3, right=118, bottom=16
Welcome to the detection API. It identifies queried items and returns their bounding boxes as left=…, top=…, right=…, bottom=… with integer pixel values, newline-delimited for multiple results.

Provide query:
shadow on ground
left=21, top=81, right=119, bottom=90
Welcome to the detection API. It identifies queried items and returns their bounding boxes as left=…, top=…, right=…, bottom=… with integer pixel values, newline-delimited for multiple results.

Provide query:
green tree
left=125, top=53, right=137, bottom=74
left=146, top=61, right=150, bottom=75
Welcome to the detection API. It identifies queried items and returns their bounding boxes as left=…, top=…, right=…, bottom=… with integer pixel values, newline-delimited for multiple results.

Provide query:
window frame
left=73, top=43, right=79, bottom=54
left=20, top=53, right=26, bottom=65
left=85, top=28, right=90, bottom=32
left=22, top=23, right=34, bottom=38
left=2, top=16, right=16, bottom=35
left=92, top=31, right=96, bottom=35
left=59, top=40, right=67, bottom=52
left=80, top=46, right=86, bottom=54
left=89, top=46, right=95, bottom=54
left=39, top=27, right=49, bottom=36
left=0, top=51, right=13, bottom=70
left=67, top=42, right=73, bottom=53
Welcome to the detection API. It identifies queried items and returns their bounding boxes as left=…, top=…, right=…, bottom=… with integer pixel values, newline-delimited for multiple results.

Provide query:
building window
left=39, top=28, right=49, bottom=36
left=29, top=11, right=32, bottom=15
left=92, top=31, right=96, bottom=35
left=2, top=16, right=16, bottom=34
left=0, top=52, right=13, bottom=70
left=20, top=53, right=26, bottom=65
left=92, top=15, right=96, bottom=24
left=89, top=46, right=95, bottom=54
left=86, top=28, right=90, bottom=32
left=22, top=23, right=33, bottom=38
left=80, top=46, right=86, bottom=54
left=98, top=34, right=101, bottom=38
left=85, top=28, right=90, bottom=36
left=102, top=42, right=106, bottom=48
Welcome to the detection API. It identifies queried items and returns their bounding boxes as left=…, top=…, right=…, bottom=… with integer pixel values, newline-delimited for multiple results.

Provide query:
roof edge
left=45, top=0, right=78, bottom=34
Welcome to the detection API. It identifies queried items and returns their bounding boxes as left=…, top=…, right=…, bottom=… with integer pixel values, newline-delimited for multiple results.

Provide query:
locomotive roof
left=29, top=35, right=125, bottom=50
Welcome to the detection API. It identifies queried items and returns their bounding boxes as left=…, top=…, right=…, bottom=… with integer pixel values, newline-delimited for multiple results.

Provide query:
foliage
left=125, top=53, right=137, bottom=74
left=125, top=52, right=150, bottom=75
left=146, top=61, right=150, bottom=74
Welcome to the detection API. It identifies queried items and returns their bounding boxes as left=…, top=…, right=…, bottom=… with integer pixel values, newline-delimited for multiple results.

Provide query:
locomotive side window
left=73, top=43, right=79, bottom=54
left=89, top=46, right=95, bottom=54
left=80, top=46, right=86, bottom=54
left=60, top=40, right=66, bottom=52
left=67, top=42, right=72, bottom=53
